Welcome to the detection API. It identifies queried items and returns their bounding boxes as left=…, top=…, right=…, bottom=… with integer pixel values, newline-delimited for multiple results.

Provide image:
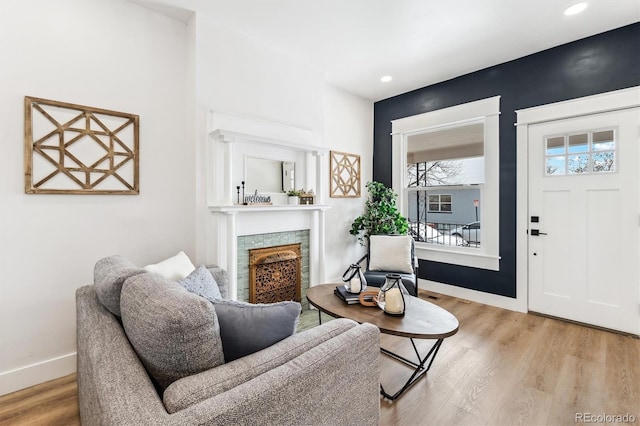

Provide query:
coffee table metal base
left=379, top=338, right=444, bottom=401
left=317, top=310, right=444, bottom=401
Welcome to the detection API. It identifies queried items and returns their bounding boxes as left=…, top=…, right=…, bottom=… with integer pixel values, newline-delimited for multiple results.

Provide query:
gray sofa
left=76, top=264, right=381, bottom=425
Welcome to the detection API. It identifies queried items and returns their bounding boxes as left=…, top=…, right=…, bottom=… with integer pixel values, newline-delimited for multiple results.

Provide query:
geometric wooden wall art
left=24, top=96, right=139, bottom=194
left=329, top=150, right=361, bottom=198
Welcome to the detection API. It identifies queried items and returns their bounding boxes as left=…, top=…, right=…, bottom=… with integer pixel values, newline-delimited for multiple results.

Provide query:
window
left=391, top=96, right=500, bottom=271
left=406, top=123, right=484, bottom=248
left=428, top=194, right=452, bottom=212
left=545, top=129, right=616, bottom=176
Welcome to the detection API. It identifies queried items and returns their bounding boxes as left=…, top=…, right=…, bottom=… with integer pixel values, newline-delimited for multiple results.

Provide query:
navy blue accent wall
left=373, top=23, right=640, bottom=298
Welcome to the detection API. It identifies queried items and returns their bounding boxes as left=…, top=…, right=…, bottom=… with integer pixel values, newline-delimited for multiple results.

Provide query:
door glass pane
left=546, top=156, right=565, bottom=175
left=568, top=154, right=589, bottom=174
left=593, top=130, right=615, bottom=151
left=546, top=137, right=565, bottom=155
left=592, top=152, right=615, bottom=172
left=568, top=134, right=588, bottom=153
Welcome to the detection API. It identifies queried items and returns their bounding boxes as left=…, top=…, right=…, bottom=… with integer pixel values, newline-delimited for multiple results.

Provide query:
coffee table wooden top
left=306, top=284, right=459, bottom=339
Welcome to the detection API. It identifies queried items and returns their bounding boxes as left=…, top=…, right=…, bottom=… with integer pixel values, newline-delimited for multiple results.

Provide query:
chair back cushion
left=120, top=273, right=225, bottom=391
left=368, top=235, right=414, bottom=274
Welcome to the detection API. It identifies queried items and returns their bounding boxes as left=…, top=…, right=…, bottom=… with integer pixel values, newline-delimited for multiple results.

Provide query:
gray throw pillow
left=177, top=265, right=222, bottom=302
left=120, top=273, right=225, bottom=391
left=213, top=299, right=301, bottom=362
left=94, top=255, right=145, bottom=317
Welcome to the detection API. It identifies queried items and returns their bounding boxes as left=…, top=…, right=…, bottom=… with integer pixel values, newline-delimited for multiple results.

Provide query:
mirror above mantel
left=244, top=157, right=296, bottom=194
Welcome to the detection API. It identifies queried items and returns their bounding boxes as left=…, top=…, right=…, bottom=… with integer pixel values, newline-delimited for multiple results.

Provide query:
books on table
left=334, top=286, right=360, bottom=304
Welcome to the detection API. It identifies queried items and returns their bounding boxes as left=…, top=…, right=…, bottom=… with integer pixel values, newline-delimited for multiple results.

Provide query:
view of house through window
left=406, top=122, right=484, bottom=248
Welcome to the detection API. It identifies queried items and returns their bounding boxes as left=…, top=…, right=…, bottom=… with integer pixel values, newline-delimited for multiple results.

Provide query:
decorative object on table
left=334, top=286, right=360, bottom=304
left=244, top=190, right=272, bottom=205
left=236, top=186, right=241, bottom=204
left=350, top=181, right=408, bottom=245
left=341, top=262, right=367, bottom=293
left=358, top=290, right=379, bottom=307
left=286, top=188, right=302, bottom=205
left=241, top=181, right=246, bottom=204
left=376, top=273, right=409, bottom=316
left=330, top=150, right=361, bottom=198
left=299, top=190, right=315, bottom=205
left=24, top=96, right=139, bottom=194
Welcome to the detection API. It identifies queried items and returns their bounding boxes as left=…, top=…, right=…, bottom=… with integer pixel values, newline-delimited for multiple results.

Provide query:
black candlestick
left=241, top=181, right=246, bottom=205
left=236, top=186, right=240, bottom=204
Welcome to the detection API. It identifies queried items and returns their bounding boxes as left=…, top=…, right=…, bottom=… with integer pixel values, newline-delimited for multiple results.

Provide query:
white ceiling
left=128, top=0, right=640, bottom=101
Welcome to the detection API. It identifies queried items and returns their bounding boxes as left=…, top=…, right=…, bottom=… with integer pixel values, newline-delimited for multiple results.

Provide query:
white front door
left=528, top=107, right=639, bottom=334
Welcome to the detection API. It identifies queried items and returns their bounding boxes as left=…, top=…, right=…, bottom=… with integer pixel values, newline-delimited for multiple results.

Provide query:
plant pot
left=288, top=196, right=299, bottom=205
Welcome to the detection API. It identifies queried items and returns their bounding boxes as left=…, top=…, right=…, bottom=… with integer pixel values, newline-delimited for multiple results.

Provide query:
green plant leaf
left=349, top=181, right=408, bottom=245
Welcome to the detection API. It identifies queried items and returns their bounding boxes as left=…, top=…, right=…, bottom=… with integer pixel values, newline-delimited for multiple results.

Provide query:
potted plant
left=286, top=189, right=303, bottom=205
left=350, top=181, right=408, bottom=245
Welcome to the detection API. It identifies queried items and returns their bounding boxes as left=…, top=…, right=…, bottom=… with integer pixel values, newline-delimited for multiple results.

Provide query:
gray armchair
left=77, top=262, right=381, bottom=425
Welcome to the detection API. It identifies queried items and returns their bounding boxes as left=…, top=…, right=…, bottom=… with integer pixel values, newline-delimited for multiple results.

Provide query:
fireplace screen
left=249, top=244, right=301, bottom=304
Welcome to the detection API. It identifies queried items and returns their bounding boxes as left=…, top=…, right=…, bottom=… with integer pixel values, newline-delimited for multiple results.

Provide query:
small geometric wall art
left=24, top=96, right=139, bottom=194
left=330, top=150, right=361, bottom=198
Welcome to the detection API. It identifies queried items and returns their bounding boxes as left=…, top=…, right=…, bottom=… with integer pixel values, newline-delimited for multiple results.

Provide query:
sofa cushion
left=178, top=265, right=222, bottom=302
left=213, top=299, right=301, bottom=362
left=143, top=251, right=195, bottom=280
left=94, top=255, right=145, bottom=317
left=120, top=273, right=225, bottom=391
left=162, top=318, right=358, bottom=413
left=206, top=266, right=229, bottom=299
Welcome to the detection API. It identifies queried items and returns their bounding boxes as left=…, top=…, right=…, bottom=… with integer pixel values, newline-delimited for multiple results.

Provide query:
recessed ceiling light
left=564, top=2, right=588, bottom=16
left=380, top=75, right=393, bottom=83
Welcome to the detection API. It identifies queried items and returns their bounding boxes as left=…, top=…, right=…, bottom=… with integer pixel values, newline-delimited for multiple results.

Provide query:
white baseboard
left=0, top=352, right=77, bottom=396
left=421, top=279, right=527, bottom=313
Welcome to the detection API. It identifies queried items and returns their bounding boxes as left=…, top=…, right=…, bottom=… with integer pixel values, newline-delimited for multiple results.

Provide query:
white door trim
left=515, top=86, right=640, bottom=315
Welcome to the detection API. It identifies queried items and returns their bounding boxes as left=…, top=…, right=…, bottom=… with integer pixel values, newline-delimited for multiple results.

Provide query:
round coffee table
left=307, top=284, right=459, bottom=400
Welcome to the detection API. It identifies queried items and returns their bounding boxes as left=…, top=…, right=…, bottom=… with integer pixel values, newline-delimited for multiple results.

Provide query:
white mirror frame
left=391, top=96, right=501, bottom=271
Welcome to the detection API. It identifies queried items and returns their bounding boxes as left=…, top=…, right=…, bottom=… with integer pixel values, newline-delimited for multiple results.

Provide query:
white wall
left=323, top=85, right=373, bottom=281
left=193, top=14, right=325, bottom=133
left=0, top=0, right=193, bottom=395
left=191, top=16, right=373, bottom=276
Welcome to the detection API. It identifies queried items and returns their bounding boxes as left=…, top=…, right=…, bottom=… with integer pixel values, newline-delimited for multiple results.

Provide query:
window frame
left=391, top=96, right=501, bottom=271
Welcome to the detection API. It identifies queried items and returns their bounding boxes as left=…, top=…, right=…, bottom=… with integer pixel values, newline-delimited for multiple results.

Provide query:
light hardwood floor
left=1, top=292, right=638, bottom=426
left=0, top=373, right=79, bottom=425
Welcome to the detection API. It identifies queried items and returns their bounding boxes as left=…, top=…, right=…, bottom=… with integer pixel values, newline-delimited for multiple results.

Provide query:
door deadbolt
left=530, top=229, right=547, bottom=236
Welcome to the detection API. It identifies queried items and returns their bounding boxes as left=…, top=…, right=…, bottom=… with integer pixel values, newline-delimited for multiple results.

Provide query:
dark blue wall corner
left=373, top=23, right=640, bottom=298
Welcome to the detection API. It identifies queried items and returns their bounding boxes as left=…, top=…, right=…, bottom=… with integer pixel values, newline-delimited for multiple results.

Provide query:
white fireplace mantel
left=207, top=111, right=328, bottom=207
left=205, top=111, right=331, bottom=300
left=209, top=204, right=330, bottom=213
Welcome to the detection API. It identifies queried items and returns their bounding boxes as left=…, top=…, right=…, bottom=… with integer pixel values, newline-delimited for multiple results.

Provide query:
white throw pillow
left=144, top=251, right=196, bottom=281
left=368, top=235, right=413, bottom=274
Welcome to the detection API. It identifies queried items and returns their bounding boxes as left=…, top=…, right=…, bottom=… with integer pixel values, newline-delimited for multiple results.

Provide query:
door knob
left=530, top=229, right=547, bottom=236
